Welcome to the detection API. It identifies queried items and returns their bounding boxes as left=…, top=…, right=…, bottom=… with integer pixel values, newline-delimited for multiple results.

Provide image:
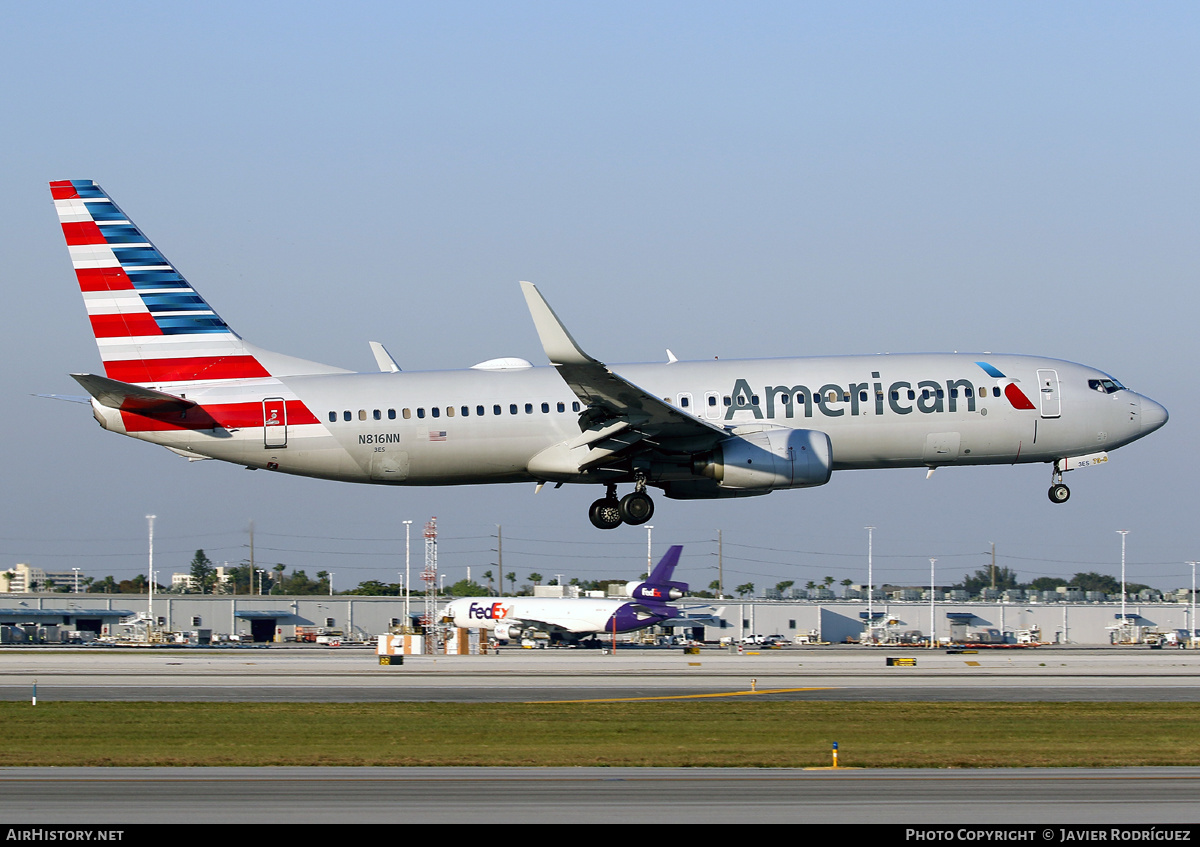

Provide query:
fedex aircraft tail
left=50, top=180, right=344, bottom=385
left=627, top=545, right=688, bottom=601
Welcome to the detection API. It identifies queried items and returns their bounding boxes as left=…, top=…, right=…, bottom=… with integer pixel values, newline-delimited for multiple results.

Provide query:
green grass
left=4, top=701, right=1200, bottom=767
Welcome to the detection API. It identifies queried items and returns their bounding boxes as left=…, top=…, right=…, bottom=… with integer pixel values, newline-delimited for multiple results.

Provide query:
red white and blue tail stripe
left=51, top=179, right=271, bottom=385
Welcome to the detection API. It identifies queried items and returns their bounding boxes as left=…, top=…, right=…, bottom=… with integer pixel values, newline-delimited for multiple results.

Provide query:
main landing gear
left=588, top=479, right=655, bottom=530
left=1048, top=464, right=1070, bottom=504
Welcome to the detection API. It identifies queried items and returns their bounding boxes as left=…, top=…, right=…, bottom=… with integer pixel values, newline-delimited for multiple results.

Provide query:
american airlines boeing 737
left=50, top=180, right=1168, bottom=529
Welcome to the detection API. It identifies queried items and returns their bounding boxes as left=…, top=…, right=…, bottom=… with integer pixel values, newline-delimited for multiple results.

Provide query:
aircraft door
left=1036, top=369, right=1061, bottom=418
left=263, top=398, right=288, bottom=448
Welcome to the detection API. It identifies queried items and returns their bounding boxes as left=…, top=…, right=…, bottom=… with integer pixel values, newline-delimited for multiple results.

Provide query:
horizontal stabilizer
left=661, top=610, right=723, bottom=628
left=35, top=393, right=91, bottom=405
left=70, top=373, right=196, bottom=414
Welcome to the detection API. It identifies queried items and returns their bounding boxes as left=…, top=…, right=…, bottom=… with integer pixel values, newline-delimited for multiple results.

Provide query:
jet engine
left=625, top=580, right=686, bottom=601
left=493, top=623, right=526, bottom=640
left=693, top=428, right=832, bottom=490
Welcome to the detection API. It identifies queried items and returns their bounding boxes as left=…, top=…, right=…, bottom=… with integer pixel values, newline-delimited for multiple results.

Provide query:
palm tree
left=482, top=570, right=494, bottom=593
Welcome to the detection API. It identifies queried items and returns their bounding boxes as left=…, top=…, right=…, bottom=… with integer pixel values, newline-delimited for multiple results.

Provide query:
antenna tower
left=422, top=517, right=438, bottom=654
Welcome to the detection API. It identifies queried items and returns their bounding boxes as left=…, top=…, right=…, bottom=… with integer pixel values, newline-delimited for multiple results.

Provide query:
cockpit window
left=1088, top=378, right=1125, bottom=394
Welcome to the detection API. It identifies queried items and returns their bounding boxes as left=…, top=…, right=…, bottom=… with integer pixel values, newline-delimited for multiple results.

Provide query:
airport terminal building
left=1, top=592, right=1194, bottom=647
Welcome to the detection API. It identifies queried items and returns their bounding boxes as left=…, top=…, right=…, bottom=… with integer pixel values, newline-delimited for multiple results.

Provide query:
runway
left=2, top=766, right=1198, bottom=824
left=4, top=646, right=1197, bottom=826
left=2, top=644, right=1198, bottom=702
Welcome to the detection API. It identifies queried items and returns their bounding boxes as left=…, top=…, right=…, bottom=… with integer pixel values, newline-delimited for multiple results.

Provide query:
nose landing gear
left=1048, top=463, right=1070, bottom=504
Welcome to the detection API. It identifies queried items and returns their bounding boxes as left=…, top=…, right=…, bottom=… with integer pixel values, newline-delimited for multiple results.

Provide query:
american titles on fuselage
left=335, top=364, right=1034, bottom=441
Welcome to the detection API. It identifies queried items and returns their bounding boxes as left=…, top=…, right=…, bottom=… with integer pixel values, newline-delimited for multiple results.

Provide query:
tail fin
left=50, top=180, right=345, bottom=385
left=628, top=545, right=688, bottom=601
left=647, top=545, right=683, bottom=584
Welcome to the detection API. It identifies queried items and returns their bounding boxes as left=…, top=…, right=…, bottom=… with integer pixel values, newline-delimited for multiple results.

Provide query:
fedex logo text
left=468, top=602, right=510, bottom=621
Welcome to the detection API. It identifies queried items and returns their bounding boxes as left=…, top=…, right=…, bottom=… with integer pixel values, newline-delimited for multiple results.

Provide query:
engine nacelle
left=493, top=623, right=525, bottom=640
left=625, top=580, right=686, bottom=601
left=694, top=428, right=832, bottom=491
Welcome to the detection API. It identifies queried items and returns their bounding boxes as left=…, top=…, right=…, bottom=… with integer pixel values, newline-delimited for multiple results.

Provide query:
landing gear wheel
left=619, top=491, right=655, bottom=525
left=588, top=497, right=623, bottom=529
left=1048, top=483, right=1071, bottom=504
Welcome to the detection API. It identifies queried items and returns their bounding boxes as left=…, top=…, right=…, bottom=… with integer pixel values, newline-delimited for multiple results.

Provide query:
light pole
left=71, top=567, right=81, bottom=594
left=645, top=525, right=654, bottom=576
left=146, top=515, right=156, bottom=635
left=1117, top=530, right=1130, bottom=635
left=1188, top=561, right=1199, bottom=649
left=865, top=526, right=875, bottom=644
left=929, top=557, right=937, bottom=649
left=328, top=573, right=335, bottom=597
left=403, top=520, right=413, bottom=629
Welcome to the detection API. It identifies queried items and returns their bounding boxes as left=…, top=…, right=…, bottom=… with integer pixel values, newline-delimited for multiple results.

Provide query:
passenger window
left=708, top=396, right=717, bottom=407
left=993, top=387, right=1001, bottom=397
left=403, top=408, right=411, bottom=419
left=723, top=396, right=731, bottom=406
left=541, top=402, right=550, bottom=413
left=461, top=406, right=469, bottom=417
left=572, top=401, right=581, bottom=412
left=907, top=390, right=916, bottom=401
left=680, top=397, right=690, bottom=408
left=343, top=411, right=352, bottom=422
left=445, top=406, right=453, bottom=418
left=359, top=410, right=367, bottom=421
left=431, top=407, right=440, bottom=418
left=557, top=402, right=565, bottom=413
left=328, top=411, right=337, bottom=423
left=859, top=391, right=868, bottom=402
left=373, top=409, right=381, bottom=421
left=417, top=408, right=425, bottom=419
left=477, top=406, right=485, bottom=416
left=510, top=404, right=518, bottom=415
left=494, top=405, right=502, bottom=415
left=388, top=409, right=396, bottom=419
left=525, top=403, right=533, bottom=414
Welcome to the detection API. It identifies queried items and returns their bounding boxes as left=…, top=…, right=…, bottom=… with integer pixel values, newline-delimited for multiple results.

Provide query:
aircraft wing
left=521, top=282, right=729, bottom=467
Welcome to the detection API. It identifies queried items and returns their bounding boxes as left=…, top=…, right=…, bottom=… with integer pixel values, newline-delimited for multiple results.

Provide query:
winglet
left=520, top=281, right=596, bottom=367
left=369, top=341, right=401, bottom=373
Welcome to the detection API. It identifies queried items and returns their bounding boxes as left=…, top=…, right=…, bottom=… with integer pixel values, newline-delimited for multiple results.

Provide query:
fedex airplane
left=50, top=180, right=1168, bottom=529
left=443, top=545, right=715, bottom=644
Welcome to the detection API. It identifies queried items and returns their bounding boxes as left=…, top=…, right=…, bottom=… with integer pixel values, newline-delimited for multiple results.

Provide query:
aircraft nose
left=1139, top=396, right=1168, bottom=435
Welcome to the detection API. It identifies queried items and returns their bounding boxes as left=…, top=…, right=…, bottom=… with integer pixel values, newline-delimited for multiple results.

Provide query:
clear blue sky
left=2, top=1, right=1196, bottom=592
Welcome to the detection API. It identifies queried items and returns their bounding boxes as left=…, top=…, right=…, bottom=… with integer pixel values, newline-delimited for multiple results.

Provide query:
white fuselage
left=92, top=352, right=1164, bottom=491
